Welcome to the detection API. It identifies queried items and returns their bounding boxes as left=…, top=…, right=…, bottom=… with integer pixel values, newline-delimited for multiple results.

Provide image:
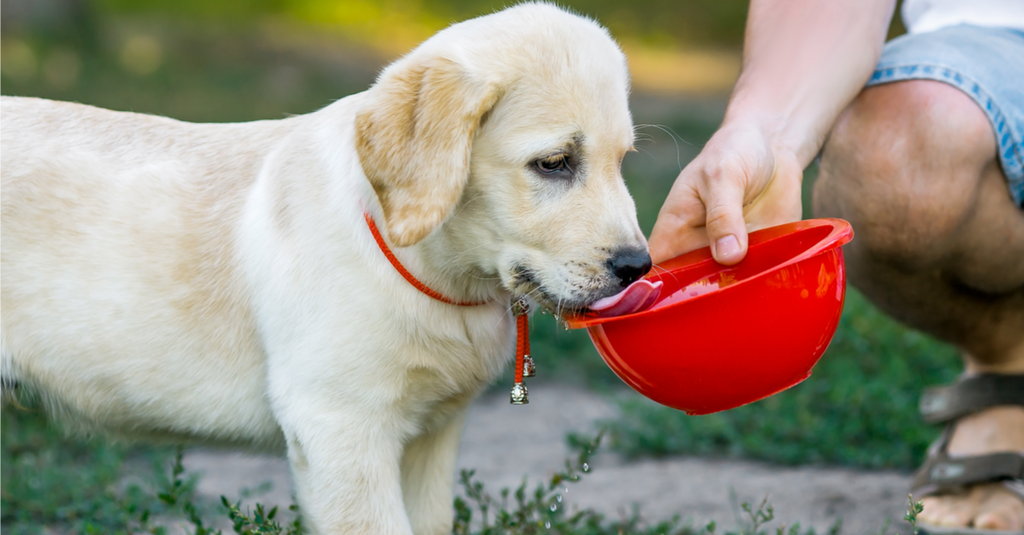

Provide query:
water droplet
left=582, top=463, right=589, bottom=472
left=556, top=494, right=562, bottom=503
left=545, top=521, right=551, bottom=529
left=550, top=503, right=557, bottom=512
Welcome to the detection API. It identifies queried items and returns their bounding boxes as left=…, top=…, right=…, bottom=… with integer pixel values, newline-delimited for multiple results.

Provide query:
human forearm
left=649, top=0, right=896, bottom=265
left=725, top=0, right=896, bottom=167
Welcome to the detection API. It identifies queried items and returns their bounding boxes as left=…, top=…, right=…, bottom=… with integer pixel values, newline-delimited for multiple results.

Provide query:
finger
left=649, top=211, right=707, bottom=264
left=742, top=153, right=805, bottom=231
left=702, top=174, right=749, bottom=265
left=649, top=178, right=708, bottom=263
left=649, top=212, right=688, bottom=264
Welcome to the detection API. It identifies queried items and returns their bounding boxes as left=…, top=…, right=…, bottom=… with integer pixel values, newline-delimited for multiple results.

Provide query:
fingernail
left=715, top=235, right=740, bottom=260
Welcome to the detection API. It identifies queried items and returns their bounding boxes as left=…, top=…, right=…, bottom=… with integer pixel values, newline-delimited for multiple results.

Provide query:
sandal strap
left=920, top=373, right=1024, bottom=424
left=912, top=450, right=1024, bottom=497
left=1007, top=479, right=1024, bottom=501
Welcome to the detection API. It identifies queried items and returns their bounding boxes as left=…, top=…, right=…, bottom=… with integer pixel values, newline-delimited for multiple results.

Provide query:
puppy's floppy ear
left=356, top=56, right=501, bottom=247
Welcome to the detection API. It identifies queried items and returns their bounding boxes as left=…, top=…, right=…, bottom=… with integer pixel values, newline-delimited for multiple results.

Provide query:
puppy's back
left=1, top=96, right=285, bottom=448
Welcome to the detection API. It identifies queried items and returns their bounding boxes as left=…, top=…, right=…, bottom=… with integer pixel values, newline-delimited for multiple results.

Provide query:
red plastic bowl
left=566, top=218, right=854, bottom=415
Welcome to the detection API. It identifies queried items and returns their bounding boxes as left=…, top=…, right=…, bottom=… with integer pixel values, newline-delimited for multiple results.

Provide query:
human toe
left=973, top=487, right=1024, bottom=531
left=920, top=492, right=983, bottom=528
left=920, top=496, right=959, bottom=526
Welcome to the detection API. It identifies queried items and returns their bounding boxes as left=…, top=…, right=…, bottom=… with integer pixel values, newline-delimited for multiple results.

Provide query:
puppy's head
left=357, top=3, right=648, bottom=314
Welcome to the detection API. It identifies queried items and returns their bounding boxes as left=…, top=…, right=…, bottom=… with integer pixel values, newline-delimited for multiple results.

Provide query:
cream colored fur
left=0, top=3, right=645, bottom=533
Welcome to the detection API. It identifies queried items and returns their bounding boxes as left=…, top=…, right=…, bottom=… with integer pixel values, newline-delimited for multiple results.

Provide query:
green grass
left=1, top=403, right=281, bottom=534
left=0, top=406, right=177, bottom=534
left=0, top=417, right=864, bottom=534
left=1, top=16, right=377, bottom=123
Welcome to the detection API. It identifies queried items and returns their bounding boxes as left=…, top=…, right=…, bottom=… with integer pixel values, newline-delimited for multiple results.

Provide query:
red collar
left=362, top=212, right=486, bottom=306
left=363, top=210, right=535, bottom=405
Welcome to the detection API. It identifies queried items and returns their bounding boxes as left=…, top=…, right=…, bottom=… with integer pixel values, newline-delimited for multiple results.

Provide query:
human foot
left=917, top=405, right=1024, bottom=532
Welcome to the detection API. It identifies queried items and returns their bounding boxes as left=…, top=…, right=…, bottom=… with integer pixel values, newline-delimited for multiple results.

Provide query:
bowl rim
left=566, top=218, right=853, bottom=329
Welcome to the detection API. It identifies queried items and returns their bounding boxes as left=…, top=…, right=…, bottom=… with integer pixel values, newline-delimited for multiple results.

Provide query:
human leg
left=813, top=79, right=1024, bottom=531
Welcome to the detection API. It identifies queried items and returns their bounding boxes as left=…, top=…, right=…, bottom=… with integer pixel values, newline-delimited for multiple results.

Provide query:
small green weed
left=221, top=498, right=303, bottom=535
left=452, top=432, right=694, bottom=534
left=903, top=495, right=925, bottom=535
left=127, top=446, right=304, bottom=535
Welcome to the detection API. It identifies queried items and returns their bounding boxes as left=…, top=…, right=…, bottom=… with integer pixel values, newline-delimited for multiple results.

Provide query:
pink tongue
left=590, top=279, right=663, bottom=317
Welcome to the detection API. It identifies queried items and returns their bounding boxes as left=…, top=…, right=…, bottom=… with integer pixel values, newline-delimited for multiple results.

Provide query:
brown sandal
left=912, top=373, right=1024, bottom=535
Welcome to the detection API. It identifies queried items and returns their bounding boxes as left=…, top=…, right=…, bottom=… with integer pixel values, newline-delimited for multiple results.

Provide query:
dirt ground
left=183, top=385, right=914, bottom=535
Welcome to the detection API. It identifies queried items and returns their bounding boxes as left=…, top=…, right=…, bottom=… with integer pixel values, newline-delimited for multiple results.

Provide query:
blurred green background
left=2, top=1, right=953, bottom=533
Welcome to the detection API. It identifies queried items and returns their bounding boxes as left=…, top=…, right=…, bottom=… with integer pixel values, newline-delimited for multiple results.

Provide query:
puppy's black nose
left=608, top=248, right=652, bottom=287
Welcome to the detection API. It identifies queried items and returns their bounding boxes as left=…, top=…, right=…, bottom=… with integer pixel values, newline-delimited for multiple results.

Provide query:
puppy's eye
left=534, top=154, right=570, bottom=175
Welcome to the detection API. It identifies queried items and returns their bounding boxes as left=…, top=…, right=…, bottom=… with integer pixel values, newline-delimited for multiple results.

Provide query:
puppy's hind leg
left=400, top=405, right=471, bottom=535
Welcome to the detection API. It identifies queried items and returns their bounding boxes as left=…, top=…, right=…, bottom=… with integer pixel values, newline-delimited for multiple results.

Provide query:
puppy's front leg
left=401, top=404, right=471, bottom=535
left=281, top=407, right=413, bottom=535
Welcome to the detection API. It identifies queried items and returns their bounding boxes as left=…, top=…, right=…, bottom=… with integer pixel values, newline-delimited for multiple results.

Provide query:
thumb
left=703, top=179, right=749, bottom=265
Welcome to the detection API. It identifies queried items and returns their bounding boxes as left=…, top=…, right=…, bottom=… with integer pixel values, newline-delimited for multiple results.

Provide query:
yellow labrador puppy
left=1, top=3, right=649, bottom=533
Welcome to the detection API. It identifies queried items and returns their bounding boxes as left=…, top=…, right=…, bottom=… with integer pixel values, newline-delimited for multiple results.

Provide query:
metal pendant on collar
left=510, top=381, right=529, bottom=405
left=510, top=296, right=532, bottom=405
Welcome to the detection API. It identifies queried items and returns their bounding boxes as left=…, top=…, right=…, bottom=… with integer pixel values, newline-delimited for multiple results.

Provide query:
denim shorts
left=865, top=24, right=1024, bottom=208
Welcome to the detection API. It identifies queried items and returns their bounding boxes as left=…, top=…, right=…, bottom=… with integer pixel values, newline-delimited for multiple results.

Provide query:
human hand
left=648, top=122, right=804, bottom=265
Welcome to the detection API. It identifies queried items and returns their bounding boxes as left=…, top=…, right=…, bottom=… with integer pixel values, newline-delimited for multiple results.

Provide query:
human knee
left=813, top=80, right=996, bottom=269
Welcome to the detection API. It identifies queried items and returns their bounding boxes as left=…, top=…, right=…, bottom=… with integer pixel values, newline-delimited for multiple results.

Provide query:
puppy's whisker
left=650, top=262, right=685, bottom=287
left=635, top=123, right=690, bottom=171
left=526, top=288, right=548, bottom=308
left=635, top=123, right=691, bottom=145
left=649, top=262, right=670, bottom=275
left=633, top=132, right=655, bottom=144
